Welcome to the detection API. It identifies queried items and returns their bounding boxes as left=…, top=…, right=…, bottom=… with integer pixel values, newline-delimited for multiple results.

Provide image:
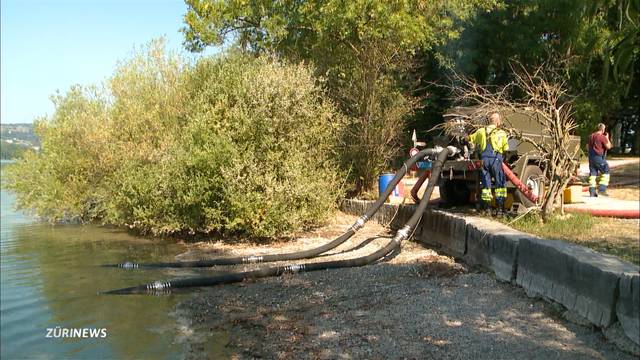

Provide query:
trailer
left=432, top=107, right=582, bottom=209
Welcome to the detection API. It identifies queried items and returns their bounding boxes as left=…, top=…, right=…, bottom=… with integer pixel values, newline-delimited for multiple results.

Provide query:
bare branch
left=445, top=61, right=579, bottom=221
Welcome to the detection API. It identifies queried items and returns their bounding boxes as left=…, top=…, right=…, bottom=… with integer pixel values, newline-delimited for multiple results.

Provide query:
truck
left=430, top=107, right=582, bottom=210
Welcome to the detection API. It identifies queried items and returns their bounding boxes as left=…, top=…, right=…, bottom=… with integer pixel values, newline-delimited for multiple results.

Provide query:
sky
left=1, top=0, right=219, bottom=124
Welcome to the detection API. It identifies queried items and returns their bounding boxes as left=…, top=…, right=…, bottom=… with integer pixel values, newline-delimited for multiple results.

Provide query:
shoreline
left=171, top=212, right=635, bottom=359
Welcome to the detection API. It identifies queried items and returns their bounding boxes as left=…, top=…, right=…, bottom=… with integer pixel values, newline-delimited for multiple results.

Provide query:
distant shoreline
left=1, top=123, right=39, bottom=159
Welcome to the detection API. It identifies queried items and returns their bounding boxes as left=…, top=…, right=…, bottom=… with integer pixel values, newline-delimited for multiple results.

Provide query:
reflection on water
left=1, top=161, right=228, bottom=359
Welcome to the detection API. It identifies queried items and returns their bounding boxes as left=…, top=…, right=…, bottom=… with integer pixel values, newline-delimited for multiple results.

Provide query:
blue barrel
left=378, top=173, right=396, bottom=197
left=417, top=160, right=432, bottom=170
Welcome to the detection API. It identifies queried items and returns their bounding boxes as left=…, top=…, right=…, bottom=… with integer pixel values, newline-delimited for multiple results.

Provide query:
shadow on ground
left=178, top=261, right=634, bottom=360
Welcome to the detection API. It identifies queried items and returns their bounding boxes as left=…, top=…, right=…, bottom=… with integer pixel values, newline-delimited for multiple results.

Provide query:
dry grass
left=608, top=187, right=640, bottom=201
left=586, top=217, right=640, bottom=265
left=177, top=212, right=384, bottom=256
left=414, top=254, right=467, bottom=278
left=507, top=213, right=640, bottom=265
left=608, top=161, right=640, bottom=201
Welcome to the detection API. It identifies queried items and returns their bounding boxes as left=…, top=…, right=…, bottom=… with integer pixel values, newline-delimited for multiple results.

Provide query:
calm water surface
left=0, top=161, right=226, bottom=359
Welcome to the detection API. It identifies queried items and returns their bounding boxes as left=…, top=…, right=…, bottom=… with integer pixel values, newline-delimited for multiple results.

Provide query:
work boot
left=599, top=185, right=609, bottom=196
left=481, top=201, right=492, bottom=217
left=472, top=202, right=481, bottom=214
left=589, top=187, right=598, bottom=197
left=495, top=198, right=505, bottom=218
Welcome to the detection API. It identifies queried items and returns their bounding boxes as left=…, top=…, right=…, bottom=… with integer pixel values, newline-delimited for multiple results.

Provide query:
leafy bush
left=337, top=67, right=414, bottom=193
left=5, top=41, right=344, bottom=239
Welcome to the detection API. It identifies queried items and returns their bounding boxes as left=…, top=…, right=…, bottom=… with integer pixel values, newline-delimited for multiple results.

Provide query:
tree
left=586, top=0, right=639, bottom=94
left=441, top=0, right=639, bottom=149
left=182, top=0, right=497, bottom=192
left=586, top=0, right=640, bottom=153
left=5, top=42, right=345, bottom=239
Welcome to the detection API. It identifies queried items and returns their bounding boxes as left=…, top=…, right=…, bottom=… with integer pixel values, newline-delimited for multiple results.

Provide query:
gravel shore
left=172, top=213, right=634, bottom=359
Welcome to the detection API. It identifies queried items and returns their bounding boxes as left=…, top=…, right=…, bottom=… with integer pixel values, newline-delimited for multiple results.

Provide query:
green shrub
left=5, top=41, right=344, bottom=239
left=0, top=142, right=29, bottom=160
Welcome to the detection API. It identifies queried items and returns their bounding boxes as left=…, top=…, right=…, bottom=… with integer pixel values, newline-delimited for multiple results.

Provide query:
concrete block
left=374, top=204, right=396, bottom=225
left=389, top=204, right=418, bottom=231
left=417, top=210, right=439, bottom=248
left=617, top=271, right=640, bottom=346
left=356, top=199, right=367, bottom=214
left=370, top=203, right=386, bottom=223
left=463, top=217, right=493, bottom=266
left=340, top=200, right=420, bottom=235
left=516, top=237, right=638, bottom=327
left=464, top=217, right=525, bottom=282
left=419, top=210, right=466, bottom=258
left=339, top=199, right=361, bottom=216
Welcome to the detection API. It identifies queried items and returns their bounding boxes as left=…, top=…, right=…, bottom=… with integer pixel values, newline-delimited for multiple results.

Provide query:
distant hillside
left=1, top=124, right=40, bottom=159
left=1, top=123, right=39, bottom=145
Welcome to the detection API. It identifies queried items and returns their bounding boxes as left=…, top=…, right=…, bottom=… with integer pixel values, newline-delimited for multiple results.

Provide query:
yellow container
left=563, top=185, right=584, bottom=204
left=505, top=193, right=514, bottom=210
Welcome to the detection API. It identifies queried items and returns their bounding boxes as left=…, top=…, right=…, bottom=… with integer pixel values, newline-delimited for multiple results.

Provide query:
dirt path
left=172, top=213, right=635, bottom=360
left=574, top=157, right=639, bottom=204
left=578, top=157, right=639, bottom=177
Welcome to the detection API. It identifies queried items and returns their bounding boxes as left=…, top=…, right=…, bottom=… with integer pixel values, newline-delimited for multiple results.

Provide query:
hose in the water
left=104, top=148, right=442, bottom=269
left=101, top=148, right=452, bottom=295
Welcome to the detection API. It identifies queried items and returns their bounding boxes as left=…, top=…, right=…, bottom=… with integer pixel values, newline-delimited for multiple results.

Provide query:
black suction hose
left=101, top=148, right=453, bottom=295
left=104, top=148, right=442, bottom=269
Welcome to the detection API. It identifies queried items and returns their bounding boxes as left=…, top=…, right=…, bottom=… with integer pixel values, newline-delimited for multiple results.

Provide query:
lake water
left=0, top=161, right=226, bottom=359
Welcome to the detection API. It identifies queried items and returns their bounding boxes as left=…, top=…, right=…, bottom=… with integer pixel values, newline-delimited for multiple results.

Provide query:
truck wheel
left=514, top=165, right=544, bottom=208
left=440, top=179, right=470, bottom=205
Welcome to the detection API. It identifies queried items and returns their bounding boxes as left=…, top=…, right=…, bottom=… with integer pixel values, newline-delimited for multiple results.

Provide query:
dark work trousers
left=480, top=142, right=506, bottom=208
left=588, top=149, right=610, bottom=196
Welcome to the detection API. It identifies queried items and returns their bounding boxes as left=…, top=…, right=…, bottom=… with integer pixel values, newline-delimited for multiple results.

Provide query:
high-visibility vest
left=470, top=125, right=508, bottom=154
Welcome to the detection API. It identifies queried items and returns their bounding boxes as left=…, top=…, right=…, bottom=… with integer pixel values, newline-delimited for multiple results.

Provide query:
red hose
left=502, top=163, right=539, bottom=203
left=410, top=170, right=431, bottom=203
left=564, top=207, right=640, bottom=219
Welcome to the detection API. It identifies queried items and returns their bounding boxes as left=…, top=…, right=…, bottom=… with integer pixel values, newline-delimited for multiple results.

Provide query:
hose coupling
left=243, top=255, right=264, bottom=264
left=446, top=146, right=459, bottom=155
left=394, top=225, right=412, bottom=243
left=351, top=215, right=369, bottom=232
left=147, top=281, right=171, bottom=291
left=284, top=264, right=305, bottom=273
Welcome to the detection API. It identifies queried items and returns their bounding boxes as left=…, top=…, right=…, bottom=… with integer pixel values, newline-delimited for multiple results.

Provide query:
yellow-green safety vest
left=470, top=125, right=508, bottom=154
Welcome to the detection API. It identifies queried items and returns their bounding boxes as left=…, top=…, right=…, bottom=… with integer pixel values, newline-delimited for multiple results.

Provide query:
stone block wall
left=340, top=199, right=640, bottom=347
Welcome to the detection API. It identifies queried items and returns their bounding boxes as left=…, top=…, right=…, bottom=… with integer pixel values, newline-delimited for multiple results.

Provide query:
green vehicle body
left=435, top=107, right=582, bottom=207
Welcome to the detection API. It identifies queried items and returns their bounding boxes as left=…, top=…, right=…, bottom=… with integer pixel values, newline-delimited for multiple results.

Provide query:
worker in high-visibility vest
left=469, top=113, right=509, bottom=217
